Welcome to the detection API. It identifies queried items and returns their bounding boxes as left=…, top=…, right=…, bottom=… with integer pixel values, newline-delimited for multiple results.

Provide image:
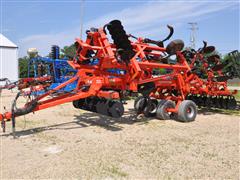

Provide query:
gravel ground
left=0, top=90, right=239, bottom=179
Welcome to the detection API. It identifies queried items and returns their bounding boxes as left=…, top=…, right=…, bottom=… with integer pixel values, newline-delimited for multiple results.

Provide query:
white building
left=0, top=34, right=18, bottom=83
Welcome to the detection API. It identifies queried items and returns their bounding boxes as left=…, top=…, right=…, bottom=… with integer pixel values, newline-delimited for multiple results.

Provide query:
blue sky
left=1, top=0, right=239, bottom=57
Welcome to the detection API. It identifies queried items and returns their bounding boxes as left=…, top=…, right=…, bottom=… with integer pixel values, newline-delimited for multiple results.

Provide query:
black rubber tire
left=143, top=99, right=158, bottom=117
left=177, top=100, right=197, bottom=122
left=108, top=101, right=124, bottom=118
left=134, top=96, right=144, bottom=110
left=135, top=97, right=147, bottom=114
left=156, top=100, right=175, bottom=120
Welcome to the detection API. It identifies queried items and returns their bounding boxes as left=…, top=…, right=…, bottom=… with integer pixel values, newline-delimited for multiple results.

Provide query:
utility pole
left=188, top=22, right=198, bottom=49
left=80, top=0, right=85, bottom=39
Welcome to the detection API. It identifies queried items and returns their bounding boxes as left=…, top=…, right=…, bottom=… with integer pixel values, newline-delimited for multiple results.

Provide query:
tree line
left=19, top=44, right=76, bottom=78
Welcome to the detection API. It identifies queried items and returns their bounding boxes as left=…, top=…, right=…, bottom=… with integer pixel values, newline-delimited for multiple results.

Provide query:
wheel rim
left=156, top=100, right=175, bottom=120
left=186, top=106, right=195, bottom=119
left=149, top=100, right=158, bottom=113
left=164, top=107, right=171, bottom=115
left=134, top=96, right=143, bottom=110
left=149, top=103, right=157, bottom=113
left=135, top=98, right=147, bottom=113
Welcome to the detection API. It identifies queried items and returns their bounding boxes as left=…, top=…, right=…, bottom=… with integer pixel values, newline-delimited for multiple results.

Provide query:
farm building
left=0, top=33, right=18, bottom=84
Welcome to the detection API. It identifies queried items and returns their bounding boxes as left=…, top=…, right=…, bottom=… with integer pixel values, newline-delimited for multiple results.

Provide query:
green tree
left=18, top=56, right=30, bottom=78
left=222, top=50, right=240, bottom=78
left=60, top=44, right=76, bottom=59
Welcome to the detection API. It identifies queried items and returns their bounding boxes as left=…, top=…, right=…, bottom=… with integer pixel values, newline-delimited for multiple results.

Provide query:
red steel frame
left=0, top=27, right=194, bottom=122
left=2, top=24, right=236, bottom=124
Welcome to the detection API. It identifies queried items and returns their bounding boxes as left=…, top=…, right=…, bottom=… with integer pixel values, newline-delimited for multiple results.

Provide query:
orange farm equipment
left=0, top=20, right=238, bottom=135
left=182, top=42, right=238, bottom=109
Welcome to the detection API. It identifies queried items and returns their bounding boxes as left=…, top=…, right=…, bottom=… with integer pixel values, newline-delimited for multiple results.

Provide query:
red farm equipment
left=0, top=78, right=18, bottom=93
left=0, top=20, right=237, bottom=136
left=182, top=42, right=238, bottom=109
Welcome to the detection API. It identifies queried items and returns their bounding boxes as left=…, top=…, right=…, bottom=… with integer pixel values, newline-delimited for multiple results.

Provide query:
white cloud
left=83, top=1, right=235, bottom=33
left=18, top=1, right=236, bottom=57
left=18, top=27, right=80, bottom=57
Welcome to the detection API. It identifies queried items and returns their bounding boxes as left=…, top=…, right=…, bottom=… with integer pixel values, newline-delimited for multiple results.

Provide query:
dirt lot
left=0, top=90, right=239, bottom=179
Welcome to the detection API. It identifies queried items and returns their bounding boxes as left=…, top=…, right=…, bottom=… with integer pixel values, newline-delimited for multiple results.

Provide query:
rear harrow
left=186, top=95, right=237, bottom=110
left=183, top=42, right=238, bottom=110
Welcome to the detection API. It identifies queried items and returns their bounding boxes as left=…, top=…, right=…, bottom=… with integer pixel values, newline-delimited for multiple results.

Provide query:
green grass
left=105, top=165, right=128, bottom=178
left=220, top=109, right=240, bottom=116
left=228, top=82, right=240, bottom=87
left=199, top=107, right=240, bottom=116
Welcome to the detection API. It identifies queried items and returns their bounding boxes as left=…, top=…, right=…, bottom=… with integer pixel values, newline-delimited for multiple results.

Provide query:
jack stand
left=1, top=119, right=5, bottom=133
left=11, top=115, right=16, bottom=139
